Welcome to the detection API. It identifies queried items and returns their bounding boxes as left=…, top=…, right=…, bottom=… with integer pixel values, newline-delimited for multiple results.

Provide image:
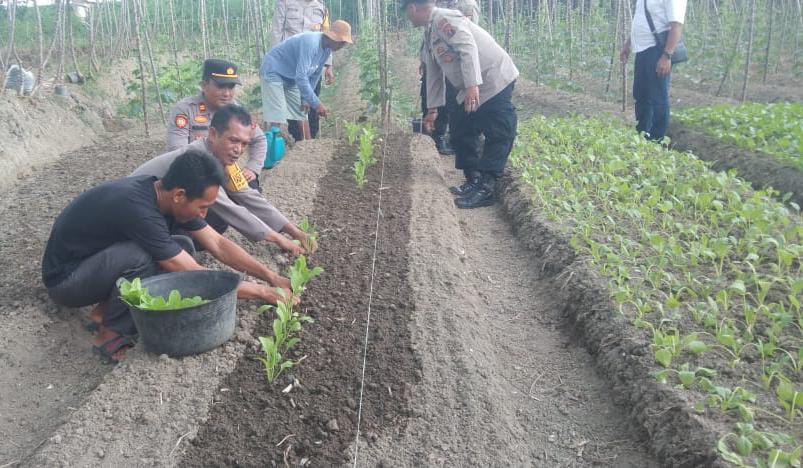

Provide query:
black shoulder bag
left=643, top=0, right=688, bottom=64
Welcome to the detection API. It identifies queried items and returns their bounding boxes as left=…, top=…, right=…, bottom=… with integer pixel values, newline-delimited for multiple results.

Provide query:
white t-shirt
left=631, top=0, right=687, bottom=53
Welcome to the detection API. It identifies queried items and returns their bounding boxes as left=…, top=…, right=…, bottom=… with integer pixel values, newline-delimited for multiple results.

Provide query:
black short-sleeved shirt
left=42, top=175, right=207, bottom=288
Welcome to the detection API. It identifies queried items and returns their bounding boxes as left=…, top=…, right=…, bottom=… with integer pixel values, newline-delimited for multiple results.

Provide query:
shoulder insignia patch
left=175, top=114, right=188, bottom=129
left=194, top=115, right=209, bottom=124
left=438, top=18, right=456, bottom=38
left=198, top=102, right=207, bottom=113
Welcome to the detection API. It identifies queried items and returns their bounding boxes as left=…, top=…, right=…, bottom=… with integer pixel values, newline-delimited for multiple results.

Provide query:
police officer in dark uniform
left=406, top=0, right=519, bottom=209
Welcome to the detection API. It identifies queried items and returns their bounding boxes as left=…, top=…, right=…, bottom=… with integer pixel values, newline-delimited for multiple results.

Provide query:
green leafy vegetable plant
left=510, top=114, right=802, bottom=464
left=255, top=256, right=323, bottom=384
left=675, top=103, right=803, bottom=171
left=119, top=278, right=208, bottom=311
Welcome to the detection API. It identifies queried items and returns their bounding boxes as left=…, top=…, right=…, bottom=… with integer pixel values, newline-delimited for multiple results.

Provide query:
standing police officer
left=405, top=0, right=519, bottom=209
left=166, top=59, right=266, bottom=191
left=272, top=0, right=334, bottom=140
left=418, top=0, right=479, bottom=156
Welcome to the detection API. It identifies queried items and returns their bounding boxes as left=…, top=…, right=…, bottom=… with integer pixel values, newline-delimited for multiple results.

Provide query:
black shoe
left=449, top=176, right=481, bottom=196
left=455, top=187, right=495, bottom=209
left=434, top=136, right=455, bottom=156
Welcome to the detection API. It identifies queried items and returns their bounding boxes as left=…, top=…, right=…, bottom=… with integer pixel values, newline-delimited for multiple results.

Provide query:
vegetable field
left=1, top=1, right=802, bottom=467
left=675, top=103, right=803, bottom=170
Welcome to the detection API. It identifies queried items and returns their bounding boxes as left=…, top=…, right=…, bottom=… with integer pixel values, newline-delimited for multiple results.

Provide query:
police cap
left=202, top=59, right=242, bottom=86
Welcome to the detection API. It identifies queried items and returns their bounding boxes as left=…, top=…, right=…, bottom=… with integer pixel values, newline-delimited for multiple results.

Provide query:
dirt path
left=0, top=133, right=158, bottom=466
left=353, top=135, right=655, bottom=467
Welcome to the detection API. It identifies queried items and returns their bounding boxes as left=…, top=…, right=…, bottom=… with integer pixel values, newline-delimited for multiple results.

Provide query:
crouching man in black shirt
left=42, top=150, right=292, bottom=363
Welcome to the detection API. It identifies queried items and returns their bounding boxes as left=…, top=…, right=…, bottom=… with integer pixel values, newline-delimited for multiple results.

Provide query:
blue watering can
left=263, top=127, right=286, bottom=169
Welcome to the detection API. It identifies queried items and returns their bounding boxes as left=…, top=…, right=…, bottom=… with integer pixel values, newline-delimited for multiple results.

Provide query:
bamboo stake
left=716, top=3, right=746, bottom=97
left=67, top=0, right=85, bottom=80
left=740, top=0, right=757, bottom=101
left=137, top=0, right=166, bottom=125
left=763, top=0, right=774, bottom=82
left=32, top=0, right=45, bottom=93
left=132, top=0, right=150, bottom=137
left=604, top=0, right=621, bottom=94
left=200, top=0, right=209, bottom=59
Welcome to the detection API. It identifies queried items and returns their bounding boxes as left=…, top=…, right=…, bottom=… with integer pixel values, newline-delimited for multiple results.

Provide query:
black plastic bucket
left=123, top=270, right=241, bottom=357
left=411, top=117, right=423, bottom=133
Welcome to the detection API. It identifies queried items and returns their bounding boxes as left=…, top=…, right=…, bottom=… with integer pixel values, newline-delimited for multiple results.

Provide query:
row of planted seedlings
left=345, top=121, right=379, bottom=187
left=674, top=102, right=803, bottom=172
left=256, top=221, right=324, bottom=384
left=510, top=115, right=802, bottom=466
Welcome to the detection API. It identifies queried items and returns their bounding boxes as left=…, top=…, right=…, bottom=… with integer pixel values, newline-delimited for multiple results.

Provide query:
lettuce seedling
left=118, top=278, right=208, bottom=311
left=287, top=255, right=324, bottom=299
left=297, top=219, right=319, bottom=254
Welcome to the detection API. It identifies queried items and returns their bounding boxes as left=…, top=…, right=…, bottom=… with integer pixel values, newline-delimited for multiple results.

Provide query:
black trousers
left=47, top=236, right=196, bottom=336
left=288, top=79, right=322, bottom=140
left=420, top=70, right=449, bottom=139
left=451, top=81, right=517, bottom=177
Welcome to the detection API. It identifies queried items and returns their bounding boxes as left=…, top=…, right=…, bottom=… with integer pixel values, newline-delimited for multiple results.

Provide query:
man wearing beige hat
left=259, top=20, right=353, bottom=141
left=271, top=0, right=334, bottom=140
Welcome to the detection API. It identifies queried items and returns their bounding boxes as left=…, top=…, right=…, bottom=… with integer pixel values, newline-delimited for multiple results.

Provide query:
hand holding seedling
left=274, top=233, right=303, bottom=256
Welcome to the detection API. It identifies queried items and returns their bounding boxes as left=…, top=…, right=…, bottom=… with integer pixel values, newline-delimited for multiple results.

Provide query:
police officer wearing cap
left=405, top=0, right=518, bottom=209
left=166, top=59, right=267, bottom=190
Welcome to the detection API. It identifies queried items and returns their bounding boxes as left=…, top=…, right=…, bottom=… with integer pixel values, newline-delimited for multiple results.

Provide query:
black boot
left=433, top=135, right=455, bottom=156
left=449, top=171, right=481, bottom=196
left=455, top=174, right=496, bottom=209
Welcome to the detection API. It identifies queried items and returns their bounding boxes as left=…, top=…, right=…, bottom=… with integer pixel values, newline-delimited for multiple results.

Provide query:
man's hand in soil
left=464, top=86, right=480, bottom=113
left=242, top=168, right=258, bottom=182
left=282, top=223, right=318, bottom=255
left=267, top=230, right=303, bottom=256
left=240, top=281, right=297, bottom=305
left=423, top=109, right=438, bottom=134
left=301, top=236, right=318, bottom=255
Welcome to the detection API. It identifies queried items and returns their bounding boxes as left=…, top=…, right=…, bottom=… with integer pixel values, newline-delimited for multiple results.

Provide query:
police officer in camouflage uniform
left=166, top=59, right=266, bottom=190
left=418, top=0, right=478, bottom=156
left=405, top=0, right=519, bottom=209
left=272, top=0, right=334, bottom=140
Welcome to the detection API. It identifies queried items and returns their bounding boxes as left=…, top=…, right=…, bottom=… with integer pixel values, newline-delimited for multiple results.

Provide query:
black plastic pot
left=123, top=270, right=241, bottom=357
left=411, top=117, right=423, bottom=133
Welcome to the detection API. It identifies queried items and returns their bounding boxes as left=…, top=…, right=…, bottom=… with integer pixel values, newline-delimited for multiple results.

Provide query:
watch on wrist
left=662, top=50, right=673, bottom=60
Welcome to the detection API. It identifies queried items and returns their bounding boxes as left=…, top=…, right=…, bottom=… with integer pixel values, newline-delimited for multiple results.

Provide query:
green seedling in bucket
left=119, top=278, right=209, bottom=311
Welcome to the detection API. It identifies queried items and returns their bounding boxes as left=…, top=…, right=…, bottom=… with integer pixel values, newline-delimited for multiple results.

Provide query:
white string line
left=352, top=134, right=391, bottom=468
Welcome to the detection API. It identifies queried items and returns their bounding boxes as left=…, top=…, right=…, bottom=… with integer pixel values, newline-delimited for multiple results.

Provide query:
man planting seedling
left=404, top=0, right=519, bottom=209
left=42, top=151, right=294, bottom=363
left=134, top=105, right=316, bottom=256
left=166, top=59, right=267, bottom=191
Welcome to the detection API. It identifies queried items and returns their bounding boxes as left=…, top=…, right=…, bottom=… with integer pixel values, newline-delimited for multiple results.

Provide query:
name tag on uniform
left=225, top=164, right=249, bottom=192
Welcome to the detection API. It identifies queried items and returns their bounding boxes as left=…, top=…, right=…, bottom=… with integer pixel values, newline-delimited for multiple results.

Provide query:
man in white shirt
left=620, top=0, right=686, bottom=141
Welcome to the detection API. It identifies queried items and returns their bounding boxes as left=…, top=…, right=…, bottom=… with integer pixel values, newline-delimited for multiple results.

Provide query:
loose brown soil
left=182, top=135, right=419, bottom=466
left=497, top=174, right=727, bottom=467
